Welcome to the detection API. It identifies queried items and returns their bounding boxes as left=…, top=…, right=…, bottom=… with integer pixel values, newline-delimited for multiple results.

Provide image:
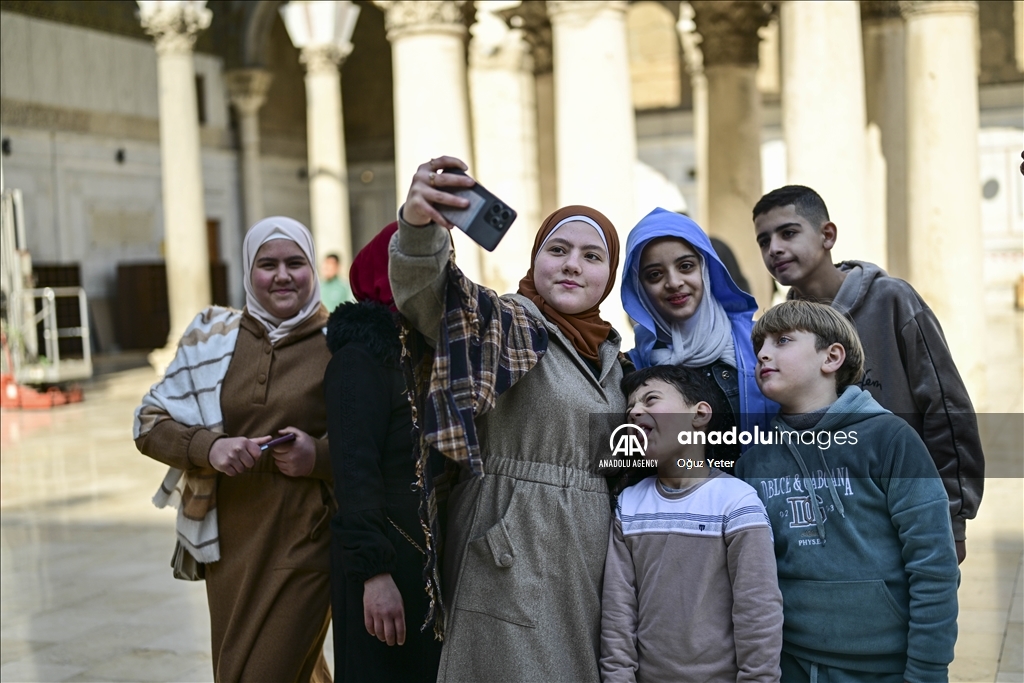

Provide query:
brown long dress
left=137, top=310, right=335, bottom=683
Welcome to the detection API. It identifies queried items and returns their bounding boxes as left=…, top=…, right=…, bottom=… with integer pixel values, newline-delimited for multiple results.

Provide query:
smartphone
left=260, top=432, right=297, bottom=452
left=435, top=168, right=517, bottom=252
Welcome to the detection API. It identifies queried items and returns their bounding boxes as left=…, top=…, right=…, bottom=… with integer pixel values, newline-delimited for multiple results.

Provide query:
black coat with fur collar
left=324, top=301, right=441, bottom=681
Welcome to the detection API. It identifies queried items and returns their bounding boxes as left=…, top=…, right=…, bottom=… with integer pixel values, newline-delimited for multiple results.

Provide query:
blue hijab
left=623, top=208, right=777, bottom=435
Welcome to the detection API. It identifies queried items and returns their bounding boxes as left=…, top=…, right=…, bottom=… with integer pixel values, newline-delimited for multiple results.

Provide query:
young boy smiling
left=601, top=365, right=782, bottom=683
left=735, top=301, right=959, bottom=683
left=752, top=185, right=983, bottom=563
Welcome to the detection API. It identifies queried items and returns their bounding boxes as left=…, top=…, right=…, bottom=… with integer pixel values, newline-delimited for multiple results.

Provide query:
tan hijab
left=242, top=216, right=322, bottom=345
left=517, top=205, right=620, bottom=362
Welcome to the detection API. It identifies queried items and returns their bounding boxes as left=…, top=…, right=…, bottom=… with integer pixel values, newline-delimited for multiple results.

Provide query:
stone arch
left=241, top=0, right=286, bottom=67
left=627, top=1, right=685, bottom=109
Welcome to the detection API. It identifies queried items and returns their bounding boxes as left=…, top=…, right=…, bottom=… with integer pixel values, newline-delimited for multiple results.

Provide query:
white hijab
left=242, top=217, right=322, bottom=345
left=641, top=252, right=736, bottom=368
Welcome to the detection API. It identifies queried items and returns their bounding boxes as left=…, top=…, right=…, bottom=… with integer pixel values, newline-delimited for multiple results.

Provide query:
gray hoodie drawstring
left=784, top=439, right=828, bottom=542
left=817, top=446, right=846, bottom=519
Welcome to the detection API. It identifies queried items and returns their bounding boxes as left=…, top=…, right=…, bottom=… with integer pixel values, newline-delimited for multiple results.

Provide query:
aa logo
left=609, top=424, right=648, bottom=458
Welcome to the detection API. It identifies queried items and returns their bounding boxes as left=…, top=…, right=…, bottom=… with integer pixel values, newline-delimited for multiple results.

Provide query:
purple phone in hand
left=260, top=433, right=296, bottom=452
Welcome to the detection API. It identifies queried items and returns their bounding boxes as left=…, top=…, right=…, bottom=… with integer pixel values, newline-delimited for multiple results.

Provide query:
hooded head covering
left=635, top=236, right=736, bottom=368
left=517, top=205, right=620, bottom=362
left=242, top=216, right=321, bottom=345
left=622, top=208, right=777, bottom=434
left=350, top=222, right=398, bottom=310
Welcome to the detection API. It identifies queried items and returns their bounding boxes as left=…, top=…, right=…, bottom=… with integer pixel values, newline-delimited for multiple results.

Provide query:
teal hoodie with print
left=735, top=385, right=958, bottom=681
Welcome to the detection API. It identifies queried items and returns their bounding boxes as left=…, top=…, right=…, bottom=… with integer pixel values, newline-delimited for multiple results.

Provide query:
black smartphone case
left=435, top=169, right=517, bottom=252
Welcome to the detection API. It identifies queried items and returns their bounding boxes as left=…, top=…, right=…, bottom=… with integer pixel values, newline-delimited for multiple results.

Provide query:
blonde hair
left=752, top=300, right=864, bottom=390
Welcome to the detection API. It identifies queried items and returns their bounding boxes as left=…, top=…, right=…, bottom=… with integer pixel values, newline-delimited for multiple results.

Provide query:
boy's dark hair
left=752, top=185, right=830, bottom=228
left=751, top=300, right=865, bottom=391
left=622, top=364, right=710, bottom=408
left=325, top=253, right=340, bottom=262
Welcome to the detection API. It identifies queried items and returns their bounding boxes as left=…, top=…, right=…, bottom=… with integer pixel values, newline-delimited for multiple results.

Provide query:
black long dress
left=324, top=301, right=442, bottom=683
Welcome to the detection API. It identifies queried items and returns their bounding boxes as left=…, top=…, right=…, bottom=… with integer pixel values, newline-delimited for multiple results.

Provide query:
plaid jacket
left=422, top=257, right=549, bottom=476
left=403, top=257, right=548, bottom=638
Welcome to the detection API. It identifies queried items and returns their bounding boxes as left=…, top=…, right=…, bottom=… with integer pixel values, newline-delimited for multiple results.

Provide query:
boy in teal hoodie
left=735, top=301, right=958, bottom=682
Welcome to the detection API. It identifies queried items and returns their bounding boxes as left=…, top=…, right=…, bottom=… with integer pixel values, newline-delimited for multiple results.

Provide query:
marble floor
left=1, top=309, right=1022, bottom=682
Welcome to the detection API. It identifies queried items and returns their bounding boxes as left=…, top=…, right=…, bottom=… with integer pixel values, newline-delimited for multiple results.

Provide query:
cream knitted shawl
left=133, top=306, right=242, bottom=563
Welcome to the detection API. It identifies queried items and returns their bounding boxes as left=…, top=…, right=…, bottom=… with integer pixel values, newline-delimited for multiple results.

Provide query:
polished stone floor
left=1, top=308, right=1022, bottom=682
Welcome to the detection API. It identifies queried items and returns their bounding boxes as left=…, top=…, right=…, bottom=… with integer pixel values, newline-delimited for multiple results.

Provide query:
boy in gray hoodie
left=752, top=185, right=983, bottom=563
left=735, top=300, right=958, bottom=682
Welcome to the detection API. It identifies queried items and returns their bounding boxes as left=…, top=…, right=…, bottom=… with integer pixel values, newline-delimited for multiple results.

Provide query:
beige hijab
left=242, top=216, right=322, bottom=345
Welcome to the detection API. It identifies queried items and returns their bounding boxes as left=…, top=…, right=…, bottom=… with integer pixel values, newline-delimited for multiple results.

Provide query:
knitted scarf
left=134, top=306, right=242, bottom=564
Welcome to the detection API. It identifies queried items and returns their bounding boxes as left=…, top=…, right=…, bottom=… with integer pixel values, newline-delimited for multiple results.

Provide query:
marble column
left=862, top=1, right=904, bottom=277
left=375, top=0, right=481, bottom=282
left=547, top=0, right=635, bottom=229
left=690, top=0, right=772, bottom=308
left=468, top=4, right=542, bottom=294
left=138, top=1, right=212, bottom=373
left=502, top=1, right=558, bottom=220
left=677, top=2, right=709, bottom=229
left=902, top=0, right=986, bottom=405
left=780, top=0, right=881, bottom=266
left=225, top=68, right=273, bottom=232
left=300, top=44, right=354, bottom=267
left=547, top=0, right=635, bottom=329
left=534, top=70, right=558, bottom=220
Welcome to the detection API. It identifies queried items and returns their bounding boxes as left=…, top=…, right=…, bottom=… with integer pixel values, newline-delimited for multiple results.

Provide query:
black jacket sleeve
left=901, top=309, right=985, bottom=539
left=325, top=344, right=398, bottom=583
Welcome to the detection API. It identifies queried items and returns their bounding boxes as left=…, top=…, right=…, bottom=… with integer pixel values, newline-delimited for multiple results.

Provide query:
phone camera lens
left=491, top=205, right=501, bottom=214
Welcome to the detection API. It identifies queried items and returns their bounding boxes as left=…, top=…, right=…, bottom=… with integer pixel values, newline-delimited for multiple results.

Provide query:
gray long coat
left=390, top=220, right=626, bottom=683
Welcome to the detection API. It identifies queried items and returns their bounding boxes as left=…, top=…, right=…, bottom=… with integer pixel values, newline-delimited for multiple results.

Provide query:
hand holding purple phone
left=261, top=428, right=317, bottom=478
left=260, top=432, right=297, bottom=452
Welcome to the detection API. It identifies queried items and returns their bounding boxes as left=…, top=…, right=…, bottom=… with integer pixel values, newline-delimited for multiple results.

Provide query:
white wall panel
left=2, top=12, right=162, bottom=120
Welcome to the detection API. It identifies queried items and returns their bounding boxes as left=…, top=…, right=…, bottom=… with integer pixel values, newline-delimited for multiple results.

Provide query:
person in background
left=709, top=237, right=751, bottom=296
left=321, top=253, right=356, bottom=313
left=324, top=222, right=442, bottom=682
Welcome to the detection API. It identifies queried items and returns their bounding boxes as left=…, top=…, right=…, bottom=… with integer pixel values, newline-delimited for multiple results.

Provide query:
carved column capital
left=374, top=1, right=469, bottom=40
left=546, top=0, right=628, bottom=21
left=499, top=1, right=553, bottom=74
left=860, top=0, right=903, bottom=23
left=677, top=1, right=705, bottom=76
left=138, top=2, right=212, bottom=55
left=899, top=0, right=977, bottom=18
left=225, top=68, right=274, bottom=115
left=689, top=0, right=771, bottom=67
left=471, top=29, right=533, bottom=72
left=299, top=43, right=352, bottom=74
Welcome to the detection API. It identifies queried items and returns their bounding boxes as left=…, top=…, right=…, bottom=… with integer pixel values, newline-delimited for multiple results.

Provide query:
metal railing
left=7, top=287, right=93, bottom=384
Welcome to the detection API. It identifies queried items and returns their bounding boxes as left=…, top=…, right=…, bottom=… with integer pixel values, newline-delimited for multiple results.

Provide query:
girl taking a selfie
left=390, top=156, right=626, bottom=683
